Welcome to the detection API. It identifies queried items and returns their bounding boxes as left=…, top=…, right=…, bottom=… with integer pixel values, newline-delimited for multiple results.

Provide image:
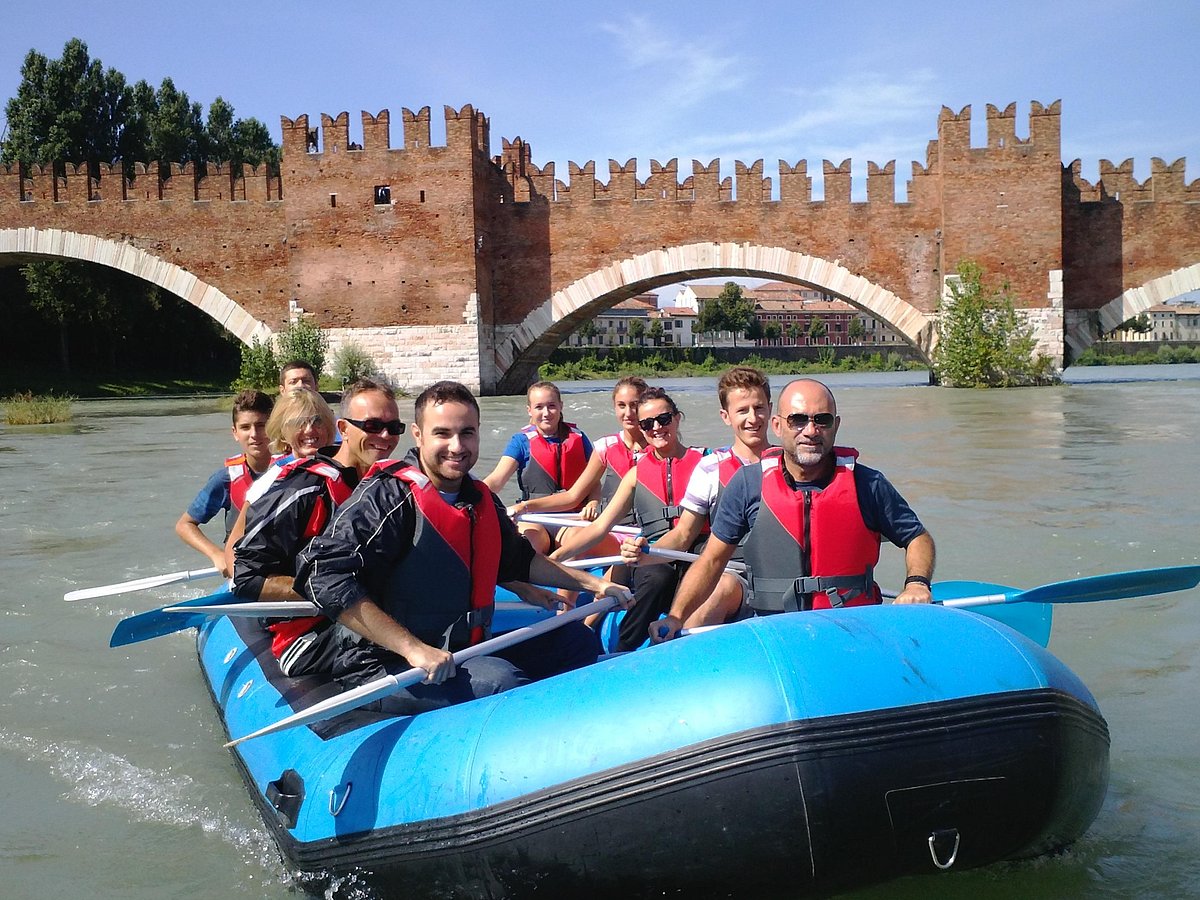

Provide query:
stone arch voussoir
left=0, top=227, right=271, bottom=346
left=496, top=242, right=934, bottom=392
left=1068, top=262, right=1200, bottom=358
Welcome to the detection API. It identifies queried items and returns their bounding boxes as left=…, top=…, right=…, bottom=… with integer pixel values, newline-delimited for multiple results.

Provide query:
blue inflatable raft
left=198, top=601, right=1108, bottom=898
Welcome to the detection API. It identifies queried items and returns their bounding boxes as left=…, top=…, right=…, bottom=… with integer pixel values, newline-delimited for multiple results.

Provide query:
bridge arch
left=1067, top=262, right=1200, bottom=358
left=0, top=227, right=271, bottom=346
left=495, top=242, right=935, bottom=393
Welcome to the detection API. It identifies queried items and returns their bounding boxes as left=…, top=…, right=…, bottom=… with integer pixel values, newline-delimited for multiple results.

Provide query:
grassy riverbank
left=539, top=347, right=924, bottom=380
left=1073, top=345, right=1200, bottom=365
left=0, top=367, right=235, bottom=399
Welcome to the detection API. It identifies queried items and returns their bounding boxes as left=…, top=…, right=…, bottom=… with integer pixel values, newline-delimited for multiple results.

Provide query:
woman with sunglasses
left=513, top=376, right=650, bottom=558
left=484, top=381, right=597, bottom=554
left=551, top=387, right=707, bottom=650
left=226, top=381, right=405, bottom=677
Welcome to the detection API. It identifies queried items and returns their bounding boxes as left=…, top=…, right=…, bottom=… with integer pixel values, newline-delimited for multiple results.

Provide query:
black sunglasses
left=784, top=412, right=836, bottom=430
left=638, top=411, right=676, bottom=431
left=343, top=417, right=405, bottom=436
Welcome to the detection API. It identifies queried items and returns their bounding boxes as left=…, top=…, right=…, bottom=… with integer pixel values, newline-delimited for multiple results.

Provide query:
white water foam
left=0, top=728, right=293, bottom=886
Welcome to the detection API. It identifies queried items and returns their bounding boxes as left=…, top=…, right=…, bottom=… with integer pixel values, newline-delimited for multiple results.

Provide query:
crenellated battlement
left=505, top=152, right=923, bottom=204
left=0, top=155, right=282, bottom=206
left=932, top=100, right=1062, bottom=160
left=496, top=102, right=1077, bottom=205
left=1067, top=156, right=1199, bottom=202
left=280, top=104, right=489, bottom=158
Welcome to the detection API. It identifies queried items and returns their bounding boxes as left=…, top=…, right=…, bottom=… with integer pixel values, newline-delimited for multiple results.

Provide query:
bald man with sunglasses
left=651, top=378, right=934, bottom=643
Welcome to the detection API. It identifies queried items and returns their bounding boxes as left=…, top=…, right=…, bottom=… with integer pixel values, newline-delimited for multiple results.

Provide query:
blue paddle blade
left=109, top=588, right=236, bottom=648
left=933, top=581, right=1053, bottom=648
left=1020, top=565, right=1200, bottom=604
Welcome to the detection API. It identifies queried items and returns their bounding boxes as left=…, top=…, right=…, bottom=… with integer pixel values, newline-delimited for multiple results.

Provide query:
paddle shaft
left=65, top=566, right=222, bottom=602
left=161, top=599, right=538, bottom=618
left=225, top=594, right=622, bottom=747
left=562, top=546, right=746, bottom=573
left=517, top=512, right=640, bottom=536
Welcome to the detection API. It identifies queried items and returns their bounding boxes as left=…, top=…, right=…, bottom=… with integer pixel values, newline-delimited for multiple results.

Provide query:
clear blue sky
left=2, top=0, right=1196, bottom=197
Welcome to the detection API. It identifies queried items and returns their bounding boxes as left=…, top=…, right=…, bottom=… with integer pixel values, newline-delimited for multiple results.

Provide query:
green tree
left=576, top=318, right=598, bottom=346
left=234, top=337, right=279, bottom=391
left=148, top=77, right=205, bottom=166
left=786, top=321, right=803, bottom=344
left=648, top=319, right=664, bottom=347
left=231, top=116, right=280, bottom=170
left=745, top=317, right=764, bottom=342
left=848, top=316, right=866, bottom=343
left=275, top=316, right=328, bottom=377
left=1, top=39, right=129, bottom=177
left=1116, top=313, right=1152, bottom=336
left=329, top=342, right=380, bottom=385
left=933, top=260, right=1057, bottom=387
left=627, top=318, right=646, bottom=347
left=696, top=298, right=726, bottom=345
left=763, top=322, right=781, bottom=343
left=716, top=282, right=755, bottom=347
left=807, top=316, right=828, bottom=342
left=205, top=96, right=236, bottom=164
left=21, top=260, right=112, bottom=373
left=3, top=38, right=280, bottom=174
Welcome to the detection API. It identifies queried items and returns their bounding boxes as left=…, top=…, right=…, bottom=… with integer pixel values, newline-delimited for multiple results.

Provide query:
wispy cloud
left=688, top=69, right=941, bottom=163
left=598, top=14, right=749, bottom=110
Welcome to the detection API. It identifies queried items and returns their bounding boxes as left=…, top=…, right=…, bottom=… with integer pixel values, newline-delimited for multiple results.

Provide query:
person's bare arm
left=482, top=456, right=519, bottom=494
left=337, top=597, right=456, bottom=683
left=650, top=536, right=738, bottom=643
left=174, top=513, right=230, bottom=576
left=548, top=468, right=637, bottom=561
left=892, top=531, right=935, bottom=605
left=516, top=449, right=606, bottom=517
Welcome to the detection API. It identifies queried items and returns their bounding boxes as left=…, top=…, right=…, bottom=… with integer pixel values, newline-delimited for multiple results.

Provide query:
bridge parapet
left=0, top=158, right=281, bottom=206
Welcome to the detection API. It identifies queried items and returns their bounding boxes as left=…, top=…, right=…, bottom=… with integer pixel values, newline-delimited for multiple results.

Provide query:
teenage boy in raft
left=174, top=389, right=274, bottom=576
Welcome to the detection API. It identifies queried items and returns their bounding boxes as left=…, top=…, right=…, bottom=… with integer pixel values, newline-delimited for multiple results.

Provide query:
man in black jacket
left=296, top=381, right=633, bottom=714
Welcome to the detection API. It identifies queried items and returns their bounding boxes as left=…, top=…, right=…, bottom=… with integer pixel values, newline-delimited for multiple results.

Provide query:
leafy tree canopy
left=932, top=260, right=1059, bottom=387
left=2, top=38, right=279, bottom=173
left=716, top=282, right=756, bottom=347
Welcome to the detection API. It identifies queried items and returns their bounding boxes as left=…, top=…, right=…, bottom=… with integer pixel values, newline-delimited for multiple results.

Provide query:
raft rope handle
left=927, top=829, right=960, bottom=870
left=329, top=783, right=352, bottom=817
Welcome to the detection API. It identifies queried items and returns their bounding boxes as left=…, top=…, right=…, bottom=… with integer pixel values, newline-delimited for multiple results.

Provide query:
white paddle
left=225, top=594, right=624, bottom=747
left=560, top=546, right=747, bottom=573
left=65, top=566, right=222, bottom=602
left=516, top=512, right=640, bottom=535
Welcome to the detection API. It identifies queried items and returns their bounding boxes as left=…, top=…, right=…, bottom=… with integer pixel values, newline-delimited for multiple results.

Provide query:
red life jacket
left=632, top=447, right=707, bottom=542
left=264, top=456, right=356, bottom=658
left=518, top=423, right=589, bottom=502
left=741, top=447, right=882, bottom=613
left=225, top=454, right=258, bottom=511
left=596, top=433, right=641, bottom=503
left=369, top=460, right=502, bottom=650
left=712, top=447, right=752, bottom=517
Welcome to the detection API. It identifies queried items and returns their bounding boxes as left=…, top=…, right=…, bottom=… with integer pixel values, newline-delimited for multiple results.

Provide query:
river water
left=2, top=366, right=1198, bottom=899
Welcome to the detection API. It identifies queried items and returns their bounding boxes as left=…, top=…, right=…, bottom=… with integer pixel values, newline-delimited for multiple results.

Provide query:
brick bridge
left=2, top=100, right=1197, bottom=394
